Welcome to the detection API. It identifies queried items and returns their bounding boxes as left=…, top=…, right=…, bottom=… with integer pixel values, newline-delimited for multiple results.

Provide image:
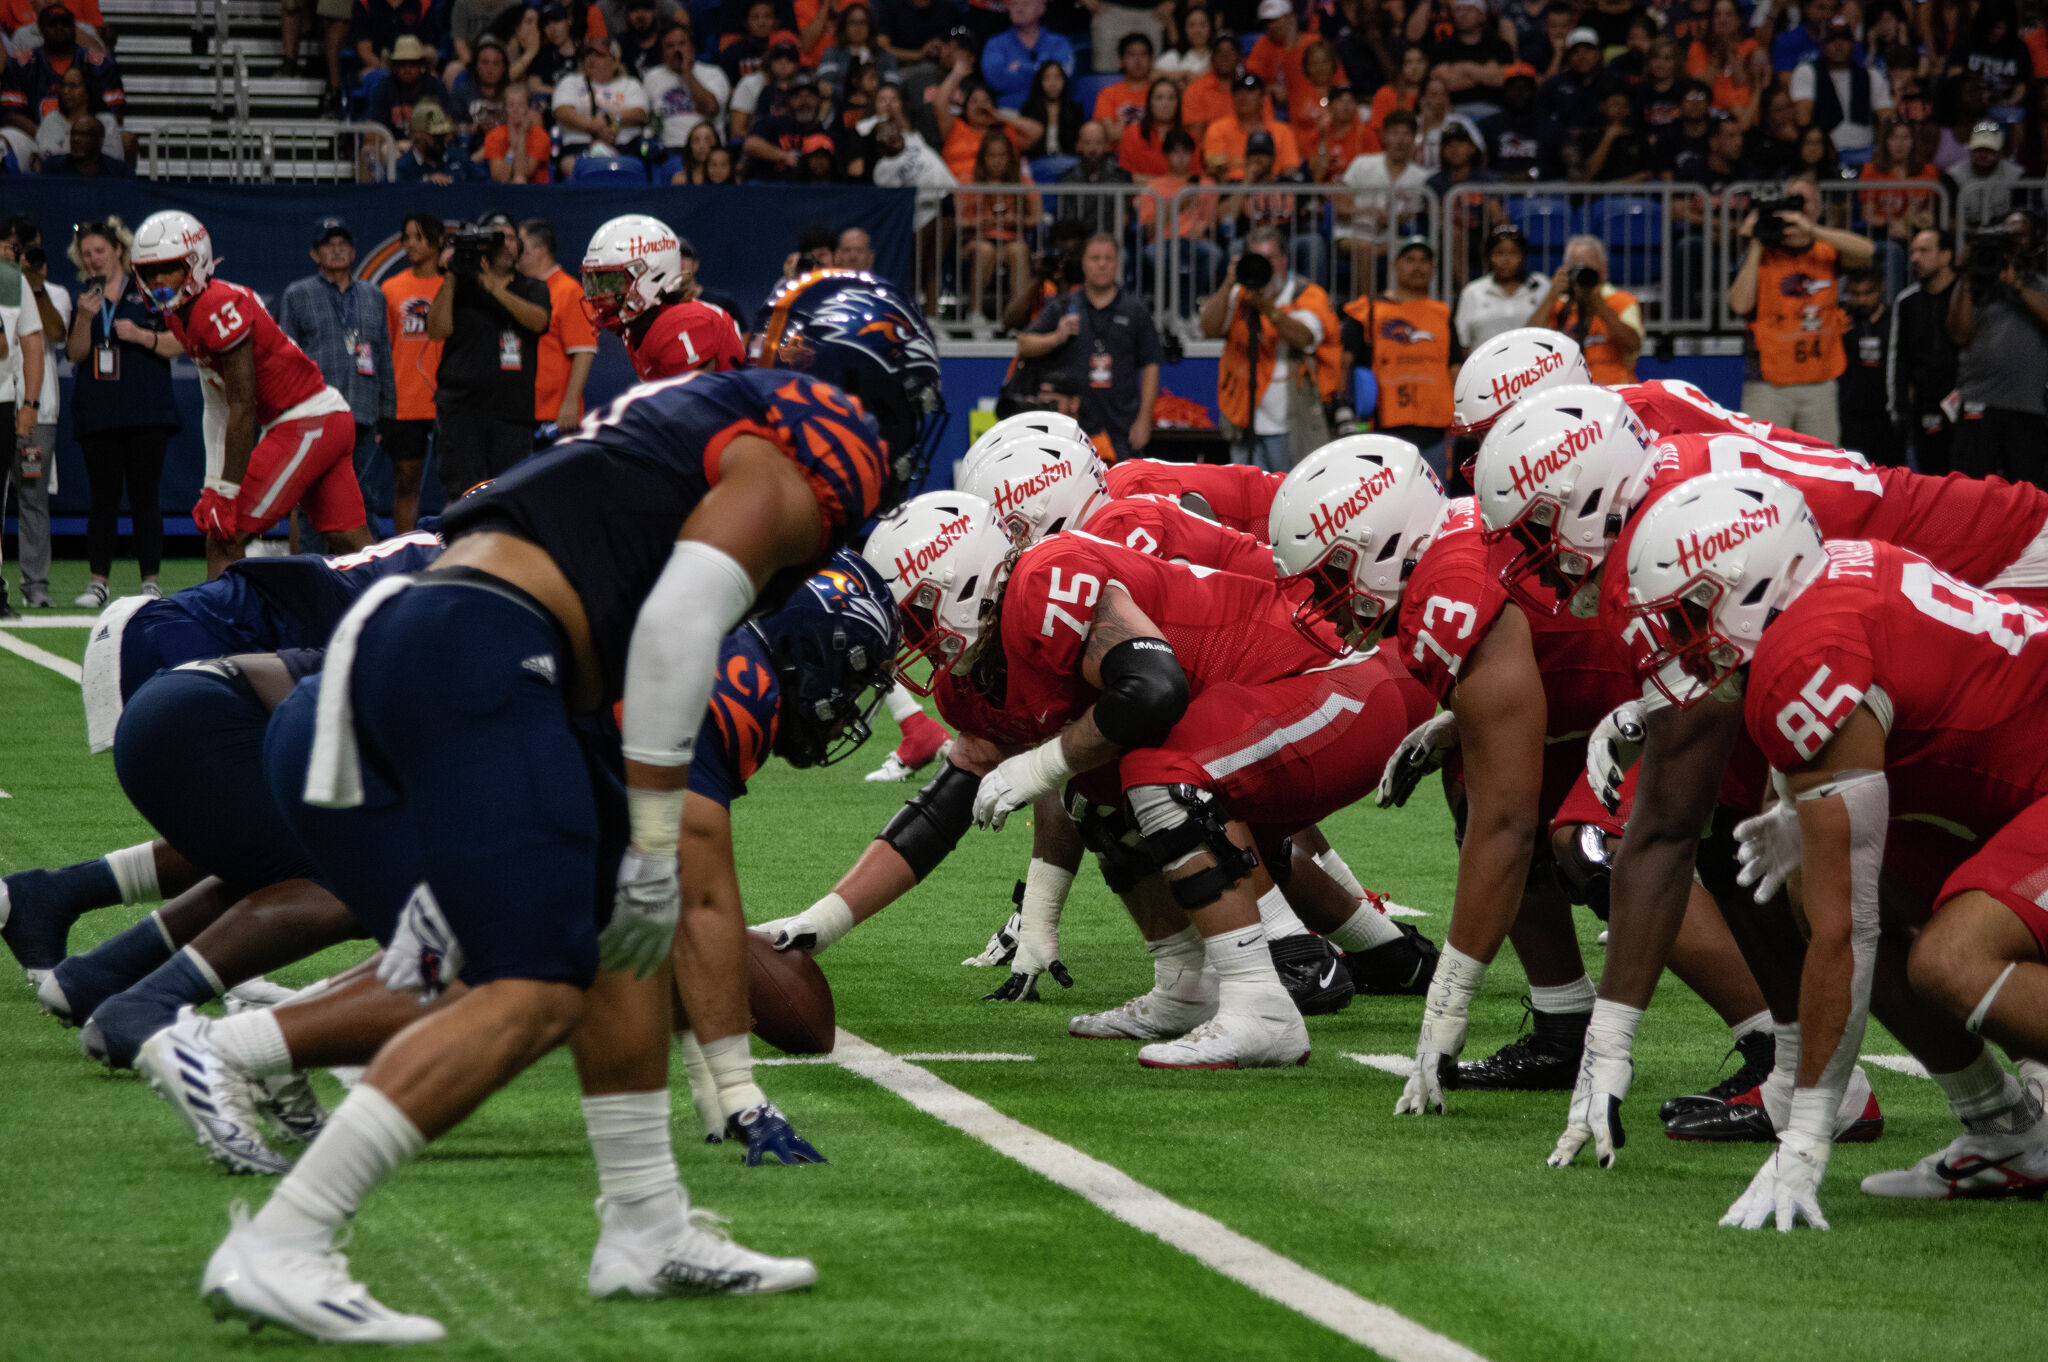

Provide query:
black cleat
left=1270, top=935, right=1355, bottom=1016
left=1665, top=1086, right=1777, bottom=1141
left=1343, top=922, right=1439, bottom=996
left=1452, top=1002, right=1586, bottom=1090
left=1659, top=1030, right=1776, bottom=1122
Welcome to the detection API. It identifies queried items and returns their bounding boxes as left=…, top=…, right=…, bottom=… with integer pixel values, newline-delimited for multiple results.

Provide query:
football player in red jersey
left=130, top=211, right=374, bottom=580
left=1102, top=457, right=1286, bottom=540
left=581, top=214, right=744, bottom=380
left=1625, top=470, right=2048, bottom=1226
left=1271, top=425, right=1770, bottom=1120
left=1471, top=385, right=2048, bottom=1154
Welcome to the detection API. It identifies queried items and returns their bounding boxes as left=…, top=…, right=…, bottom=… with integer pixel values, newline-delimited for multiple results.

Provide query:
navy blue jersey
left=439, top=368, right=889, bottom=703
left=687, top=628, right=782, bottom=808
left=173, top=533, right=446, bottom=653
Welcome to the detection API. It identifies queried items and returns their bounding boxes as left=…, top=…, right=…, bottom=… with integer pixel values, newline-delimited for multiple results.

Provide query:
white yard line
left=0, top=628, right=82, bottom=684
left=0, top=615, right=103, bottom=627
left=833, top=1029, right=1490, bottom=1362
left=759, top=1050, right=1037, bottom=1067
left=1860, top=1053, right=1932, bottom=1080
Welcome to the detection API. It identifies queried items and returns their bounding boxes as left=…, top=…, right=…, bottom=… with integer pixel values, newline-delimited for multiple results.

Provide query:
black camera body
left=1570, top=264, right=1600, bottom=293
left=1967, top=225, right=2019, bottom=300
left=1235, top=249, right=1274, bottom=293
left=448, top=226, right=501, bottom=279
left=1751, top=194, right=1806, bottom=248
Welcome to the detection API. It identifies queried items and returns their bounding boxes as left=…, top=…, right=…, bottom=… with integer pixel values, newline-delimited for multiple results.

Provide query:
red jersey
left=629, top=300, right=744, bottom=381
left=1613, top=379, right=1841, bottom=452
left=168, top=280, right=329, bottom=428
left=1078, top=495, right=1278, bottom=580
left=935, top=534, right=1340, bottom=748
left=1102, top=460, right=1284, bottom=541
left=1745, top=542, right=2048, bottom=869
left=1399, top=499, right=1640, bottom=817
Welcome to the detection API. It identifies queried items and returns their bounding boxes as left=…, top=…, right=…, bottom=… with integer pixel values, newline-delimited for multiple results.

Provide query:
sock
left=129, top=947, right=223, bottom=1010
left=1327, top=900, right=1403, bottom=952
left=1204, top=922, right=1278, bottom=996
left=209, top=1007, right=295, bottom=1077
left=1730, top=1009, right=1774, bottom=1042
left=250, top=1085, right=424, bottom=1242
left=105, top=842, right=162, bottom=905
left=1254, top=886, right=1309, bottom=940
left=1314, top=848, right=1366, bottom=900
left=581, top=1089, right=685, bottom=1234
left=1529, top=976, right=1596, bottom=1015
left=885, top=687, right=921, bottom=724
left=69, top=912, right=175, bottom=984
left=1147, top=926, right=1207, bottom=1000
left=1932, top=1047, right=2039, bottom=1134
left=699, top=1032, right=766, bottom=1122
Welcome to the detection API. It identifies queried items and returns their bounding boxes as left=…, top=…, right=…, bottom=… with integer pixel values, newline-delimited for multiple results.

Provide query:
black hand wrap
left=1094, top=637, right=1189, bottom=749
left=879, top=761, right=979, bottom=881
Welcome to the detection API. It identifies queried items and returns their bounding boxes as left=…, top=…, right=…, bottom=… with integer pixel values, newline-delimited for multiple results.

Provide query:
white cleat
left=863, top=751, right=918, bottom=782
left=1136, top=994, right=1311, bottom=1070
left=1861, top=1126, right=2048, bottom=1200
left=224, top=977, right=297, bottom=1009
left=203, top=1202, right=445, bottom=1344
left=136, top=1008, right=293, bottom=1175
left=1069, top=988, right=1218, bottom=1041
left=254, top=1072, right=330, bottom=1145
left=34, top=968, right=73, bottom=1021
left=588, top=1199, right=818, bottom=1298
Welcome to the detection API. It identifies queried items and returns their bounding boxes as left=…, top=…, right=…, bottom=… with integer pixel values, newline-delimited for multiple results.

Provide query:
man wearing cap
left=1541, top=26, right=1610, bottom=147
left=981, top=0, right=1072, bottom=110
left=366, top=34, right=452, bottom=136
left=552, top=38, right=652, bottom=165
left=1944, top=120, right=2025, bottom=225
left=743, top=71, right=831, bottom=179
left=349, top=0, right=437, bottom=77
left=643, top=18, right=730, bottom=147
left=729, top=38, right=799, bottom=137
left=1427, top=0, right=1514, bottom=119
left=1790, top=15, right=1891, bottom=163
left=1479, top=62, right=1556, bottom=178
left=279, top=219, right=398, bottom=528
left=1246, top=0, right=1324, bottom=117
left=1340, top=235, right=1460, bottom=473
left=1, top=1, right=125, bottom=140
left=1223, top=130, right=1324, bottom=282
left=395, top=101, right=479, bottom=181
left=1204, top=70, right=1300, bottom=180
left=425, top=212, right=550, bottom=498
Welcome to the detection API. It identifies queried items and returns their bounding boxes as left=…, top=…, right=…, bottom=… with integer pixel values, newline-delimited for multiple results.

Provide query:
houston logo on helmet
left=893, top=513, right=973, bottom=583
left=1488, top=348, right=1566, bottom=408
left=1309, top=467, right=1398, bottom=543
left=1673, top=503, right=1781, bottom=578
left=1507, top=422, right=1603, bottom=501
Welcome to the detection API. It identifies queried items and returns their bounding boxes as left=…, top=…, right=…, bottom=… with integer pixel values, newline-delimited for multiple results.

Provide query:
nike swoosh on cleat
left=1317, top=963, right=1341, bottom=989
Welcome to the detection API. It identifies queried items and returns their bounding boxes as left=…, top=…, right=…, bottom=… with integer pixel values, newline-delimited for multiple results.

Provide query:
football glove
left=962, top=887, right=1024, bottom=967
left=728, top=1102, right=827, bottom=1166
left=760, top=892, right=854, bottom=955
left=1734, top=799, right=1802, bottom=904
left=1720, top=1132, right=1830, bottom=1231
left=981, top=928, right=1073, bottom=1001
left=377, top=882, right=463, bottom=1002
left=601, top=847, right=680, bottom=979
left=192, top=480, right=241, bottom=542
left=1377, top=711, right=1458, bottom=809
left=1548, top=1034, right=1632, bottom=1169
left=1586, top=701, right=1648, bottom=815
left=972, top=740, right=1073, bottom=831
left=1394, top=946, right=1480, bottom=1115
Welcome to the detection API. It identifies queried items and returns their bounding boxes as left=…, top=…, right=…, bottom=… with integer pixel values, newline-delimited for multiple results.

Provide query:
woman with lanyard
left=62, top=217, right=182, bottom=609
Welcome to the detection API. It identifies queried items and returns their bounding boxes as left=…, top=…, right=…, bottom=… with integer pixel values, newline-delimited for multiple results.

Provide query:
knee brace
left=879, top=762, right=978, bottom=882
left=1066, top=792, right=1153, bottom=894
left=1551, top=822, right=1615, bottom=921
left=1127, top=783, right=1257, bottom=913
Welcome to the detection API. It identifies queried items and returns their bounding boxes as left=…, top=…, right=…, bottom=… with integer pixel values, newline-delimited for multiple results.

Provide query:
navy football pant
left=118, top=602, right=242, bottom=702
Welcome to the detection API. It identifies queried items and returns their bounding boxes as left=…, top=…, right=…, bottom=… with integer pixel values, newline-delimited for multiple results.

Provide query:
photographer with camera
left=1535, top=234, right=1640, bottom=386
left=1020, top=231, right=1161, bottom=460
left=425, top=213, right=551, bottom=500
left=1207, top=226, right=1341, bottom=472
left=1725, top=177, right=1874, bottom=443
left=1002, top=215, right=1089, bottom=333
left=1946, top=211, right=2048, bottom=487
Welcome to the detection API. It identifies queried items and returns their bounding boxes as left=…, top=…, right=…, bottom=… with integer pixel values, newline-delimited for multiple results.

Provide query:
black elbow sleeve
left=878, top=760, right=979, bottom=881
left=1094, top=637, right=1189, bottom=749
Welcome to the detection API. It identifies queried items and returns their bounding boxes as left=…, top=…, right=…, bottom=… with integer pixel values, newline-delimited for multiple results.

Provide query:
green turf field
left=0, top=558, right=2039, bottom=1362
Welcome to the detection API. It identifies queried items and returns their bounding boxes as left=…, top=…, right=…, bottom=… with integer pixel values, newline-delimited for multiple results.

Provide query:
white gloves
left=1734, top=799, right=1803, bottom=903
left=982, top=858, right=1076, bottom=1002
left=378, top=882, right=463, bottom=1001
left=602, top=847, right=681, bottom=978
left=760, top=892, right=855, bottom=955
left=1547, top=1000, right=1641, bottom=1168
left=973, top=739, right=1075, bottom=831
left=1396, top=943, right=1483, bottom=1115
left=1377, top=711, right=1459, bottom=809
left=1721, top=1133, right=1831, bottom=1231
left=1586, top=701, right=1648, bottom=814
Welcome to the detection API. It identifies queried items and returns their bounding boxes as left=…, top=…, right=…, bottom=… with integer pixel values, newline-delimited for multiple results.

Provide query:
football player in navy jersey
left=202, top=273, right=942, bottom=1344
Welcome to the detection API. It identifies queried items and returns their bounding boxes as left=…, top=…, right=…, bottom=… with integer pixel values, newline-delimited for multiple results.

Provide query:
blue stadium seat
left=1074, top=72, right=1118, bottom=117
left=650, top=153, right=684, bottom=184
left=1505, top=194, right=1576, bottom=272
left=1585, top=195, right=1663, bottom=298
left=569, top=156, right=650, bottom=185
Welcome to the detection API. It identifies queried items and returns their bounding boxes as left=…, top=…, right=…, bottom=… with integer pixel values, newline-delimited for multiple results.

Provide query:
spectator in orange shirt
left=1369, top=42, right=1426, bottom=127
left=1117, top=75, right=1184, bottom=175
left=1139, top=128, right=1223, bottom=313
left=959, top=127, right=1040, bottom=324
left=376, top=210, right=443, bottom=532
left=936, top=77, right=1043, bottom=179
left=1307, top=83, right=1372, bottom=180
left=1203, top=70, right=1299, bottom=179
left=517, top=219, right=598, bottom=436
left=1091, top=32, right=1155, bottom=142
left=1245, top=0, right=1317, bottom=116
left=1181, top=29, right=1244, bottom=134
left=1286, top=38, right=1347, bottom=130
left=481, top=91, right=553, bottom=182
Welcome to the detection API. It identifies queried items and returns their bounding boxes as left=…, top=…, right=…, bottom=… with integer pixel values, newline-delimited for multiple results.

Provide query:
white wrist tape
left=627, top=786, right=686, bottom=857
left=1586, top=997, right=1644, bottom=1058
left=621, top=540, right=756, bottom=769
left=800, top=892, right=856, bottom=951
left=1418, top=943, right=1484, bottom=1051
left=1017, top=856, right=1075, bottom=956
left=1785, top=1085, right=1838, bottom=1151
left=204, top=477, right=241, bottom=498
left=1797, top=769, right=1886, bottom=1093
left=1012, top=737, right=1077, bottom=805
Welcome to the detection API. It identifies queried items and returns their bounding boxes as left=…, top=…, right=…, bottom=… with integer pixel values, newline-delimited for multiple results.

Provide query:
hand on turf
left=1586, top=701, right=1648, bottom=814
left=1376, top=712, right=1458, bottom=809
left=602, top=847, right=680, bottom=978
left=1548, top=1037, right=1632, bottom=1168
left=1394, top=1007, right=1466, bottom=1116
left=1734, top=800, right=1802, bottom=904
left=1720, top=1133, right=1830, bottom=1231
left=728, top=1101, right=828, bottom=1166
left=961, top=904, right=1023, bottom=967
left=192, top=482, right=241, bottom=541
left=981, top=926, right=1072, bottom=1001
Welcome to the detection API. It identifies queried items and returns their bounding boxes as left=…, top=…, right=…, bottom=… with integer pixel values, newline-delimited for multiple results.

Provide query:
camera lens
left=1236, top=250, right=1273, bottom=292
left=1572, top=265, right=1599, bottom=292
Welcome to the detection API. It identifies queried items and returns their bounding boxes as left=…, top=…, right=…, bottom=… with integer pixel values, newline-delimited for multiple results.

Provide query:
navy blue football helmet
left=751, top=549, right=902, bottom=768
left=750, top=270, right=946, bottom=510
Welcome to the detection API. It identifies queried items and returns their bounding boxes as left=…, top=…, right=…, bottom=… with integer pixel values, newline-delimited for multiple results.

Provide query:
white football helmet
left=861, top=491, right=1015, bottom=695
left=961, top=411, right=1089, bottom=487
left=961, top=433, right=1105, bottom=546
left=1268, top=434, right=1445, bottom=648
left=1624, top=470, right=1824, bottom=707
left=581, top=214, right=685, bottom=331
left=132, top=210, right=216, bottom=309
left=1471, top=384, right=1654, bottom=612
left=1450, top=328, right=1592, bottom=439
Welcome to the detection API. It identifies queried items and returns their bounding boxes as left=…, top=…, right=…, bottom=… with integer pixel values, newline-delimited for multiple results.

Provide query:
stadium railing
left=1716, top=178, right=1950, bottom=331
left=1953, top=177, right=2048, bottom=240
left=137, top=119, right=399, bottom=183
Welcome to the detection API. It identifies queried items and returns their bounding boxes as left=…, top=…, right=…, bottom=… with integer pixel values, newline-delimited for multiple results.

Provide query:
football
left=746, top=930, right=836, bottom=1055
